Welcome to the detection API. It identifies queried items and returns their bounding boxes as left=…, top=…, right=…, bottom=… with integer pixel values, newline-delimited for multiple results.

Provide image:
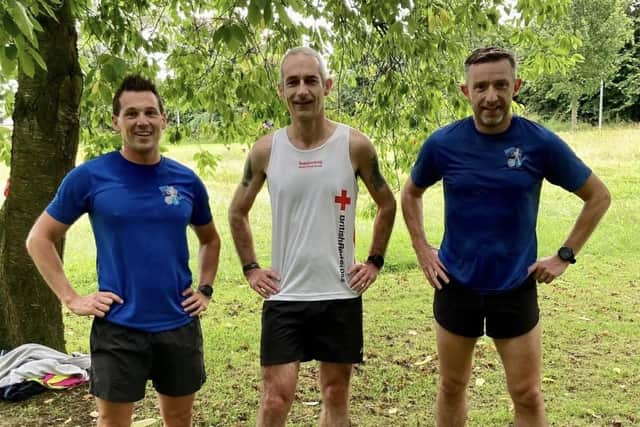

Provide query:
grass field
left=0, top=126, right=639, bottom=426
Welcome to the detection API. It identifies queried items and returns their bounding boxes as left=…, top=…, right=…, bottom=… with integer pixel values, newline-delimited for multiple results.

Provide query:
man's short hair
left=464, top=47, right=517, bottom=77
left=112, top=75, right=164, bottom=115
left=279, top=47, right=329, bottom=84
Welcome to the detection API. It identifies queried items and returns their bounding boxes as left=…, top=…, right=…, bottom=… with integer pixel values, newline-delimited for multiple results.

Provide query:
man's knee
left=321, top=381, right=350, bottom=407
left=439, top=374, right=469, bottom=399
left=509, top=382, right=544, bottom=410
left=97, top=413, right=131, bottom=427
left=161, top=405, right=193, bottom=427
left=262, top=387, right=295, bottom=415
left=96, top=400, right=133, bottom=427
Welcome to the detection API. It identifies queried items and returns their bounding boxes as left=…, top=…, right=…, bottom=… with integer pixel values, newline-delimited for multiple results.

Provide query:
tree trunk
left=570, top=94, right=579, bottom=133
left=0, top=1, right=82, bottom=352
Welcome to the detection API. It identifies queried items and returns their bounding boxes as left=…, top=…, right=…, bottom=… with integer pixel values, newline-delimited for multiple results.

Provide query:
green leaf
left=17, top=46, right=35, bottom=77
left=2, top=13, right=20, bottom=37
left=212, top=25, right=228, bottom=46
left=26, top=45, right=46, bottom=71
left=227, top=23, right=246, bottom=51
left=35, top=0, right=58, bottom=19
left=263, top=0, right=273, bottom=26
left=276, top=3, right=292, bottom=27
left=4, top=44, right=17, bottom=61
left=30, top=17, right=44, bottom=33
left=99, top=83, right=112, bottom=104
left=0, top=47, right=17, bottom=74
left=248, top=0, right=262, bottom=27
left=6, top=0, right=36, bottom=44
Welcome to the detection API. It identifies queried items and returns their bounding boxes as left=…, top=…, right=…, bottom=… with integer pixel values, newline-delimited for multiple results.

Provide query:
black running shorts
left=89, top=317, right=205, bottom=402
left=433, top=275, right=539, bottom=339
left=260, top=297, right=363, bottom=366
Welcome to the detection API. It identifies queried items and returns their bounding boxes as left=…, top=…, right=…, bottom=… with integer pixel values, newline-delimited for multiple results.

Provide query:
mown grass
left=1, top=126, right=639, bottom=426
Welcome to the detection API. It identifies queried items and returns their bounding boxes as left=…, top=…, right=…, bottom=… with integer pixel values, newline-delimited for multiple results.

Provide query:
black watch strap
left=197, top=284, right=214, bottom=298
left=366, top=254, right=385, bottom=269
left=243, top=262, right=261, bottom=274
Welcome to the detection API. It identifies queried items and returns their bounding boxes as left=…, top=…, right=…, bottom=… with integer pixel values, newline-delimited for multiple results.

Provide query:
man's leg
left=95, top=398, right=134, bottom=427
left=435, top=322, right=477, bottom=427
left=257, top=362, right=299, bottom=427
left=493, top=323, right=547, bottom=426
left=318, top=362, right=353, bottom=427
left=157, top=392, right=195, bottom=427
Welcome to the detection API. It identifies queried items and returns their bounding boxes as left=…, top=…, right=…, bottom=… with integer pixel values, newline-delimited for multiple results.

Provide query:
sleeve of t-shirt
left=190, top=175, right=213, bottom=226
left=410, top=135, right=443, bottom=188
left=46, top=165, right=92, bottom=225
left=543, top=133, right=592, bottom=192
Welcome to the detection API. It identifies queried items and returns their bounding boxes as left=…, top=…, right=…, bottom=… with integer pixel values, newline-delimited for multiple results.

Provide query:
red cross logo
left=334, top=189, right=351, bottom=211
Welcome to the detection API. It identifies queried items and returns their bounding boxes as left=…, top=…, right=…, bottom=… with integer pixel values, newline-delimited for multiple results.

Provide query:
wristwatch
left=557, top=247, right=576, bottom=264
left=242, top=262, right=261, bottom=274
left=366, top=254, right=385, bottom=269
left=197, top=284, right=214, bottom=298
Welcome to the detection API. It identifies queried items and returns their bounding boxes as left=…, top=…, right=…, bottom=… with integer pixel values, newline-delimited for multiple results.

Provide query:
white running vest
left=266, top=124, right=358, bottom=301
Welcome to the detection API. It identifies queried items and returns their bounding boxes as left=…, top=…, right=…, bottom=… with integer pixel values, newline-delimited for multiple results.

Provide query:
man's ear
left=513, top=78, right=523, bottom=96
left=324, top=78, right=333, bottom=95
left=277, top=83, right=284, bottom=98
left=460, top=84, right=470, bottom=98
left=112, top=115, right=119, bottom=131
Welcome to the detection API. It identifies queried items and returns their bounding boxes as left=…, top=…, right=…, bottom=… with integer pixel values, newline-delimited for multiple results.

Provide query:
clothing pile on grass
left=0, top=343, right=90, bottom=402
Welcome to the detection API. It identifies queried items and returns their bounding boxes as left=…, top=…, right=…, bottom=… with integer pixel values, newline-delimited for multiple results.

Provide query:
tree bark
left=570, top=94, right=579, bottom=133
left=0, top=1, right=82, bottom=352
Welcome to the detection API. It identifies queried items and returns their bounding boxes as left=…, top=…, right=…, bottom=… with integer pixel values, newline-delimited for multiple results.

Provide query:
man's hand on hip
left=67, top=291, right=123, bottom=317
left=246, top=269, right=280, bottom=298
left=528, top=255, right=570, bottom=284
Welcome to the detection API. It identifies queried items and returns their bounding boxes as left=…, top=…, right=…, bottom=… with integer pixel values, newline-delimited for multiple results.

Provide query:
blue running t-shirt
left=411, top=116, right=591, bottom=294
left=47, top=151, right=212, bottom=331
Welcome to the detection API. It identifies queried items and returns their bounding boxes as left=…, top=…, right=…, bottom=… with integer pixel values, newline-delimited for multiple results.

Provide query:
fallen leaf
left=407, top=330, right=418, bottom=336
left=587, top=410, right=602, bottom=419
left=413, top=356, right=433, bottom=366
left=475, top=378, right=485, bottom=387
left=131, top=420, right=158, bottom=427
left=613, top=367, right=622, bottom=374
left=388, top=407, right=399, bottom=415
left=302, top=401, right=319, bottom=406
left=578, top=316, right=591, bottom=321
left=90, top=411, right=99, bottom=419
left=542, top=377, right=555, bottom=383
left=44, top=398, right=54, bottom=404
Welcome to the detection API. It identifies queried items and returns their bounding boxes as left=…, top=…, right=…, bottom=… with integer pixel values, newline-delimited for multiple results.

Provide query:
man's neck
left=287, top=118, right=336, bottom=149
left=120, top=148, right=161, bottom=165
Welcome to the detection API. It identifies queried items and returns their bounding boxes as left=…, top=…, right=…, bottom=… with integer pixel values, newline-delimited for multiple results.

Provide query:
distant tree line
left=518, top=0, right=639, bottom=125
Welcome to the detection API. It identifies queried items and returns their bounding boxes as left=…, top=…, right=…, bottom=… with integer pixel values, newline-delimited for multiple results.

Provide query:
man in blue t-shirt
left=26, top=75, right=221, bottom=426
left=401, top=47, right=610, bottom=425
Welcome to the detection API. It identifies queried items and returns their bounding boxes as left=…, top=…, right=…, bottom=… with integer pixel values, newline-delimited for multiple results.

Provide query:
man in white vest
left=228, top=47, right=397, bottom=427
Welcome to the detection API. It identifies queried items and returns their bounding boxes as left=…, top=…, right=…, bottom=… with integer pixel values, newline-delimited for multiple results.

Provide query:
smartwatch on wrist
left=197, top=284, right=214, bottom=298
left=557, top=246, right=576, bottom=264
left=243, top=262, right=261, bottom=274
left=366, top=254, right=385, bottom=269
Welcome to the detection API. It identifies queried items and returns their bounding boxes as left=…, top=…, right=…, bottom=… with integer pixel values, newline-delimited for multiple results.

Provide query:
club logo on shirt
left=504, top=147, right=525, bottom=168
left=159, top=185, right=183, bottom=205
left=298, top=160, right=323, bottom=169
left=335, top=189, right=351, bottom=282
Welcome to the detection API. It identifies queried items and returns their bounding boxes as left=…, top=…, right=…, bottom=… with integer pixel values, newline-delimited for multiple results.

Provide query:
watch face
left=558, top=247, right=574, bottom=261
